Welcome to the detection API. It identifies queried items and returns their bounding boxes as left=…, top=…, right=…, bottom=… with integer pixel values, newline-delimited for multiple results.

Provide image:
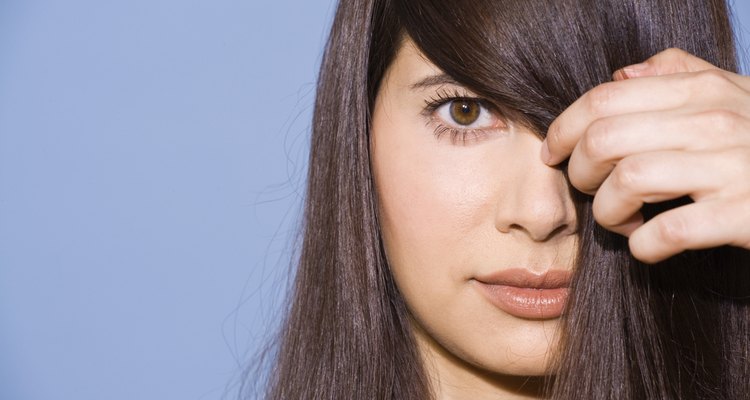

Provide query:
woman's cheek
left=372, top=103, right=514, bottom=273
left=377, top=141, right=507, bottom=268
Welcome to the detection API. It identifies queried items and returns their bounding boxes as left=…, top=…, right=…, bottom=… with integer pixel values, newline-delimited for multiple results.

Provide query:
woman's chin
left=468, top=341, right=556, bottom=378
left=414, top=315, right=560, bottom=379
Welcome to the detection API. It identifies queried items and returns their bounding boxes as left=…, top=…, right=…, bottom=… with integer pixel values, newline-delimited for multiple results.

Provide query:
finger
left=612, top=48, right=750, bottom=90
left=591, top=151, right=729, bottom=236
left=628, top=196, right=750, bottom=264
left=612, top=48, right=719, bottom=80
left=543, top=70, right=747, bottom=166
left=566, top=109, right=750, bottom=194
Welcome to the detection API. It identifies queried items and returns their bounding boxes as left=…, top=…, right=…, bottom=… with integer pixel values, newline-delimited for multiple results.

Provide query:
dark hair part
left=257, top=0, right=750, bottom=399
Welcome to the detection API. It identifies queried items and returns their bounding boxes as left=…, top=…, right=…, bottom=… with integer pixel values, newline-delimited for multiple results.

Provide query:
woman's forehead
left=384, top=38, right=446, bottom=89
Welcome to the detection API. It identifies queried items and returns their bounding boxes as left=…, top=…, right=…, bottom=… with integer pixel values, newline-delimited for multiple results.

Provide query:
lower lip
left=474, top=281, right=569, bottom=320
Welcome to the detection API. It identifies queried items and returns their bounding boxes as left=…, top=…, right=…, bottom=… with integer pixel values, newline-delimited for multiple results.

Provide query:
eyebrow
left=410, top=73, right=462, bottom=90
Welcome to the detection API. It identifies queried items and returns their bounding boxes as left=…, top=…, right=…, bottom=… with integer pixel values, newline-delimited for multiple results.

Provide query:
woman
left=251, top=0, right=750, bottom=398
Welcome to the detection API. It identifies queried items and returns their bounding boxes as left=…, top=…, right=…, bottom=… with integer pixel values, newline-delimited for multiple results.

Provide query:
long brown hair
left=252, top=1, right=750, bottom=398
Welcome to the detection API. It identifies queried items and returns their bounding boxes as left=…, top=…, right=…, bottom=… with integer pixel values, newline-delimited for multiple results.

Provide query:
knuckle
left=651, top=48, right=691, bottom=74
left=586, top=83, right=617, bottom=116
left=694, top=69, right=734, bottom=90
left=612, top=157, right=645, bottom=192
left=700, top=109, right=740, bottom=133
left=681, top=70, right=738, bottom=105
left=655, top=213, right=690, bottom=247
left=581, top=118, right=616, bottom=163
left=661, top=47, right=689, bottom=63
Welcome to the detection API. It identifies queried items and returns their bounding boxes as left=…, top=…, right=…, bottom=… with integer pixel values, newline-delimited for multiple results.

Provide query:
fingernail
left=622, top=62, right=649, bottom=78
left=612, top=69, right=627, bottom=80
left=540, top=140, right=552, bottom=164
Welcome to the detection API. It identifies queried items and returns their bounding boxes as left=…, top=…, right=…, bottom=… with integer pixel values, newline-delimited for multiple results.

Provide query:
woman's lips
left=472, top=269, right=571, bottom=320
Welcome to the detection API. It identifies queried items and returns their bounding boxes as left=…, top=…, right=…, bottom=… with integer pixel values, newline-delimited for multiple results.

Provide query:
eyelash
left=421, top=89, right=500, bottom=144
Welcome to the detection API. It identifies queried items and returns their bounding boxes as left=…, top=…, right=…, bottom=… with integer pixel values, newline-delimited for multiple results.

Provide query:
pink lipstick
left=473, top=269, right=571, bottom=320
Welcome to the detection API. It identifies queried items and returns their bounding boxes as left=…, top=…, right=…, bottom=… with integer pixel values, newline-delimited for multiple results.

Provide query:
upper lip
left=473, top=268, right=572, bottom=289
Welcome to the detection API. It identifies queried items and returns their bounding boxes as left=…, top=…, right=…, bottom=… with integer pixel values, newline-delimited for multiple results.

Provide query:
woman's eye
left=450, top=100, right=480, bottom=125
left=435, top=99, right=497, bottom=129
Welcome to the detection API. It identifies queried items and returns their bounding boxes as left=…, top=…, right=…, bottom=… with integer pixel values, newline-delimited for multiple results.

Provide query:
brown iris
left=449, top=100, right=481, bottom=126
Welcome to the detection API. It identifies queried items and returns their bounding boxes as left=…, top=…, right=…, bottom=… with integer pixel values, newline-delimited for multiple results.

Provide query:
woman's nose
left=494, top=138, right=577, bottom=242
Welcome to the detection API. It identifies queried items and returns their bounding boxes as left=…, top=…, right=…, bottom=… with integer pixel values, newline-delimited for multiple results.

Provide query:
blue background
left=0, top=1, right=748, bottom=399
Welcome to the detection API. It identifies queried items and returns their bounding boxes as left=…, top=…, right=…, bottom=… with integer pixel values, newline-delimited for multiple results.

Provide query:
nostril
left=505, top=223, right=523, bottom=234
left=547, top=224, right=575, bottom=241
left=503, top=221, right=575, bottom=242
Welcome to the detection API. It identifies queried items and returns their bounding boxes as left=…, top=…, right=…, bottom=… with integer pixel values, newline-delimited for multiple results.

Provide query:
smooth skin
left=542, top=48, right=750, bottom=264
left=372, top=39, right=576, bottom=400
left=374, top=41, right=750, bottom=400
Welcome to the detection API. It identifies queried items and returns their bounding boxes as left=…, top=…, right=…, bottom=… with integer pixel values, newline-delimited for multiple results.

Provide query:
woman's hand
left=541, top=48, right=750, bottom=264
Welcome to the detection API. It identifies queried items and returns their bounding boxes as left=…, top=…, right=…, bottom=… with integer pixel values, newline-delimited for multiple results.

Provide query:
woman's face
left=371, top=38, right=579, bottom=392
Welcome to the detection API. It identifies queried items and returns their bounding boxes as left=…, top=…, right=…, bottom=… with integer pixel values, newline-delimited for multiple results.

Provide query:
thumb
left=612, top=47, right=719, bottom=81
